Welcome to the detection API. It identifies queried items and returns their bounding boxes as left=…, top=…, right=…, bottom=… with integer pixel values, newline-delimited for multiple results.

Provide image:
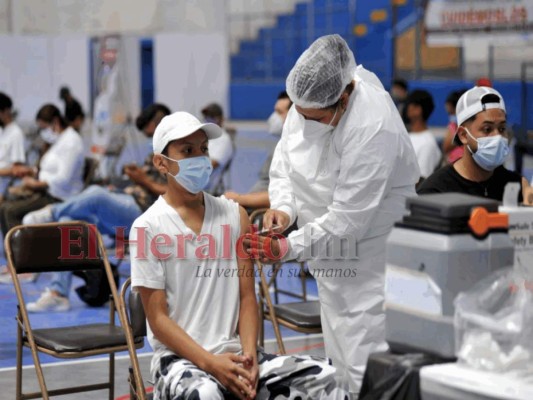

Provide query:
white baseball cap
left=454, top=86, right=506, bottom=145
left=153, top=111, right=222, bottom=154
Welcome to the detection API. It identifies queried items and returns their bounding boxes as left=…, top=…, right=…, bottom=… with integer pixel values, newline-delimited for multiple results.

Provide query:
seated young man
left=131, top=112, right=347, bottom=399
left=418, top=86, right=532, bottom=203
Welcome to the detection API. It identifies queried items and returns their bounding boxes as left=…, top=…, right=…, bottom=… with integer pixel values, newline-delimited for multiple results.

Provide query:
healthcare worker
left=247, top=35, right=420, bottom=396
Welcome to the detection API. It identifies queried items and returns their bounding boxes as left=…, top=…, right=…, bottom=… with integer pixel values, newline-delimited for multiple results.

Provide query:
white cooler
left=420, top=363, right=533, bottom=400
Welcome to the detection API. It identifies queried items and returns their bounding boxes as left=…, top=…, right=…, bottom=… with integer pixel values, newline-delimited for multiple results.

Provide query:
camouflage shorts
left=153, top=350, right=349, bottom=399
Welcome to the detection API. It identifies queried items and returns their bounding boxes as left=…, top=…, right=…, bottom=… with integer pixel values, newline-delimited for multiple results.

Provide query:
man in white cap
left=418, top=86, right=532, bottom=203
left=130, top=111, right=347, bottom=399
left=245, top=34, right=420, bottom=396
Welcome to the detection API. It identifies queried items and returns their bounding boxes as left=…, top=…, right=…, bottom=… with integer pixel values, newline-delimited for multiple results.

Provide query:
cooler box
left=385, top=193, right=514, bottom=358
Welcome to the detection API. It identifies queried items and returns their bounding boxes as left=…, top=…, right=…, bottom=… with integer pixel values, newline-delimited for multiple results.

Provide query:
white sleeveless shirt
left=130, top=194, right=242, bottom=375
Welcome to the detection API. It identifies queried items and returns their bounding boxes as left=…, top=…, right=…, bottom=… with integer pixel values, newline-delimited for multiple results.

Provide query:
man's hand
left=22, top=176, right=40, bottom=189
left=242, top=352, right=259, bottom=396
left=206, top=353, right=255, bottom=400
left=12, top=165, right=35, bottom=178
left=223, top=191, right=241, bottom=202
left=524, top=185, right=533, bottom=205
left=263, top=209, right=290, bottom=233
left=124, top=164, right=148, bottom=185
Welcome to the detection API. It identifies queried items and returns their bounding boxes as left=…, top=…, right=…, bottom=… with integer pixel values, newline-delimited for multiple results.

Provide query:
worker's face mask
left=162, top=155, right=213, bottom=194
left=302, top=106, right=338, bottom=136
left=464, top=128, right=509, bottom=171
left=267, top=112, right=283, bottom=136
left=40, top=127, right=60, bottom=145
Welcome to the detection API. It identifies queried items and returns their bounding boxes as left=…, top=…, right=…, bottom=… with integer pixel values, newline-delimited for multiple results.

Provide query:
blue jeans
left=50, top=185, right=142, bottom=297
left=52, top=185, right=142, bottom=236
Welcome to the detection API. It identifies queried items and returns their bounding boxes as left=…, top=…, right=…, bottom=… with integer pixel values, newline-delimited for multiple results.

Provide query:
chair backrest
left=6, top=222, right=105, bottom=274
left=129, top=288, right=147, bottom=338
left=119, top=277, right=148, bottom=399
left=83, top=157, right=99, bottom=187
left=249, top=208, right=268, bottom=232
left=121, top=277, right=147, bottom=338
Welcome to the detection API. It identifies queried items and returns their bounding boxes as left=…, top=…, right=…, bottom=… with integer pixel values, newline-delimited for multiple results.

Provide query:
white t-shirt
left=409, top=130, right=442, bottom=179
left=0, top=122, right=26, bottom=194
left=39, top=127, right=85, bottom=200
left=130, top=194, right=243, bottom=376
left=207, top=129, right=234, bottom=191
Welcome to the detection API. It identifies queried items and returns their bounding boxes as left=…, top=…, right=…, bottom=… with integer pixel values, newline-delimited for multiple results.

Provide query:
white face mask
left=267, top=112, right=283, bottom=136
left=40, top=127, right=60, bottom=144
left=302, top=106, right=338, bottom=136
left=162, top=155, right=213, bottom=194
left=464, top=128, right=510, bottom=171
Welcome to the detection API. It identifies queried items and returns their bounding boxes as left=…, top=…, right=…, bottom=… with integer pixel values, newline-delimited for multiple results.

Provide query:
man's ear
left=53, top=118, right=62, bottom=132
left=153, top=154, right=168, bottom=175
left=341, top=92, right=350, bottom=110
left=457, top=126, right=468, bottom=145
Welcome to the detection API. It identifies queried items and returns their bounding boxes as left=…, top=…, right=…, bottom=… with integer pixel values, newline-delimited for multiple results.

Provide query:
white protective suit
left=269, top=65, right=420, bottom=394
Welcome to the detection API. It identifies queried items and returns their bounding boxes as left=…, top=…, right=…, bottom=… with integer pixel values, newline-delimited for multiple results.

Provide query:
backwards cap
left=453, top=86, right=506, bottom=145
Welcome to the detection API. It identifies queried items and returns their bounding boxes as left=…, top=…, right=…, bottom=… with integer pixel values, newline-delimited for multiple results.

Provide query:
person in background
left=0, top=104, right=84, bottom=284
left=0, top=104, right=84, bottom=235
left=441, top=89, right=467, bottom=164
left=246, top=34, right=419, bottom=396
left=20, top=103, right=170, bottom=310
left=0, top=92, right=26, bottom=197
left=418, top=86, right=533, bottom=204
left=65, top=101, right=85, bottom=133
left=224, top=91, right=292, bottom=210
left=200, top=103, right=234, bottom=194
left=390, top=78, right=409, bottom=117
left=404, top=90, right=441, bottom=180
left=59, top=86, right=83, bottom=119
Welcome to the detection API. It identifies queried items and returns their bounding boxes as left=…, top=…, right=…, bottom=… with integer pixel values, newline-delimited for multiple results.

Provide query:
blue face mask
left=465, top=128, right=510, bottom=171
left=162, top=155, right=213, bottom=194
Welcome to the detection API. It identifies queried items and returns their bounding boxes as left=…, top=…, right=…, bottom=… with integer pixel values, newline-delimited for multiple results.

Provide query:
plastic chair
left=118, top=277, right=152, bottom=400
left=4, top=221, right=141, bottom=400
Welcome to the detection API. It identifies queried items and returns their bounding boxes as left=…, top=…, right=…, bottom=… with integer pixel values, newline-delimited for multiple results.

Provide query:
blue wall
left=230, top=82, right=286, bottom=120
left=230, top=79, right=533, bottom=129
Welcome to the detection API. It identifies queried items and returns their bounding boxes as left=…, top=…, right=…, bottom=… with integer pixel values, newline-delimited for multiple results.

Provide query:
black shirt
left=417, top=165, right=523, bottom=202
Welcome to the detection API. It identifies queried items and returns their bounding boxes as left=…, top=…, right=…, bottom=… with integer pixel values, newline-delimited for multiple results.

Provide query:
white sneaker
left=27, top=288, right=70, bottom=312
left=22, top=205, right=54, bottom=225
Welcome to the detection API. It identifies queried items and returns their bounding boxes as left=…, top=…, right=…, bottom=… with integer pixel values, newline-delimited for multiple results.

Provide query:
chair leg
left=258, top=291, right=265, bottom=347
left=109, top=353, right=115, bottom=400
left=18, top=305, right=49, bottom=400
left=29, top=341, right=49, bottom=400
left=128, top=367, right=136, bottom=400
left=16, top=318, right=23, bottom=400
left=300, top=262, right=307, bottom=301
left=273, top=272, right=279, bottom=304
